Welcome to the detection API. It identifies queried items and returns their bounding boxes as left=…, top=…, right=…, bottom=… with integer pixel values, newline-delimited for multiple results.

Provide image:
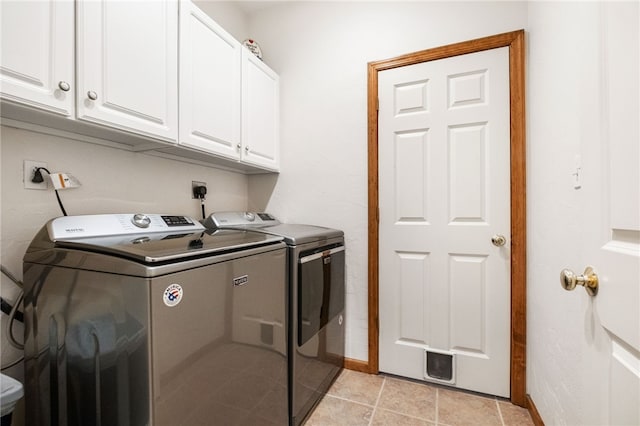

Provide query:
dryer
left=204, top=212, right=345, bottom=426
left=23, top=214, right=288, bottom=426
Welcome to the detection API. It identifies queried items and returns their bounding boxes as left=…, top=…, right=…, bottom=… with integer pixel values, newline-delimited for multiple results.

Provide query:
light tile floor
left=305, top=369, right=534, bottom=426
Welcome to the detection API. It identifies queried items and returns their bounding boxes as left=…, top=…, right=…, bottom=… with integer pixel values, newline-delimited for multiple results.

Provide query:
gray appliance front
left=291, top=237, right=345, bottom=426
left=151, top=248, right=287, bottom=426
left=23, top=245, right=287, bottom=426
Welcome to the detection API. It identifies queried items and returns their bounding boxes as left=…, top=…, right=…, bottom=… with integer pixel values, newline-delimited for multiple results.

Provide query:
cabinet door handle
left=245, top=146, right=250, bottom=153
left=87, top=91, right=98, bottom=101
left=236, top=143, right=242, bottom=151
left=58, top=81, right=71, bottom=92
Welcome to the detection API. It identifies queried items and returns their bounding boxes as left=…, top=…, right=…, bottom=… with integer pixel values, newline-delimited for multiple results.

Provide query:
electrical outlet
left=192, top=181, right=206, bottom=199
left=24, top=160, right=49, bottom=190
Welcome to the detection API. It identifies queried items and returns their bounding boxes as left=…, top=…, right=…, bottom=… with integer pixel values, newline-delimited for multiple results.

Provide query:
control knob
left=131, top=214, right=151, bottom=228
left=244, top=212, right=256, bottom=222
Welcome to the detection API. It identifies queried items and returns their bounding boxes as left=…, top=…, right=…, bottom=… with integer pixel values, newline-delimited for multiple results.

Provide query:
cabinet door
left=76, top=0, right=178, bottom=142
left=0, top=0, right=74, bottom=116
left=242, top=49, right=280, bottom=171
left=179, top=0, right=241, bottom=159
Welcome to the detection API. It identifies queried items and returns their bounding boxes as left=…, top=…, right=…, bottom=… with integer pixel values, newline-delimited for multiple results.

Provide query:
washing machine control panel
left=161, top=215, right=199, bottom=227
left=49, top=214, right=204, bottom=240
left=131, top=213, right=151, bottom=228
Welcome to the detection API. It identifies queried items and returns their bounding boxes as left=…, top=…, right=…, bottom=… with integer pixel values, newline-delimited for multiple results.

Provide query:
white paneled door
left=586, top=3, right=639, bottom=423
left=378, top=47, right=511, bottom=397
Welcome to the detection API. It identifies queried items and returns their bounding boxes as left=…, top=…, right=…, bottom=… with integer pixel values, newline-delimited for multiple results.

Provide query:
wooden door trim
left=366, top=30, right=527, bottom=406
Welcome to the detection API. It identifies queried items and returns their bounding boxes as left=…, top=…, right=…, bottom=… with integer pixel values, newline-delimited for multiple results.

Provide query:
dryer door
left=298, top=245, right=345, bottom=347
left=294, top=244, right=345, bottom=425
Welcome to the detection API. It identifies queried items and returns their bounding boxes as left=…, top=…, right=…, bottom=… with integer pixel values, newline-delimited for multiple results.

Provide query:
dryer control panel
left=204, top=212, right=280, bottom=229
left=48, top=214, right=204, bottom=240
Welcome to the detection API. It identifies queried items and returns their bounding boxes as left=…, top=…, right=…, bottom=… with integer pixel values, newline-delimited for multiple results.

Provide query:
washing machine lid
left=25, top=214, right=284, bottom=264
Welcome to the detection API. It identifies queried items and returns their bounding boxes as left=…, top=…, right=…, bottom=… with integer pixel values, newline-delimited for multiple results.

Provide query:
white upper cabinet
left=0, top=0, right=278, bottom=173
left=0, top=0, right=74, bottom=116
left=241, top=49, right=280, bottom=171
left=76, top=0, right=178, bottom=142
left=179, top=0, right=242, bottom=159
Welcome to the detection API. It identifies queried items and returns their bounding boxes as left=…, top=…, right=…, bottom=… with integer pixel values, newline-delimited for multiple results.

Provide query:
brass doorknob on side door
left=560, top=266, right=599, bottom=296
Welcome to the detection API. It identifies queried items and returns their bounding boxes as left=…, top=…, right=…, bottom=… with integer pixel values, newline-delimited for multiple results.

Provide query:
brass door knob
left=560, top=266, right=599, bottom=296
left=491, top=234, right=507, bottom=247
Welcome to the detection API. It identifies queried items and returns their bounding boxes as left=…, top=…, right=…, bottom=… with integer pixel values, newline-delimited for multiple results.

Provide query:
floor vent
left=424, top=349, right=455, bottom=384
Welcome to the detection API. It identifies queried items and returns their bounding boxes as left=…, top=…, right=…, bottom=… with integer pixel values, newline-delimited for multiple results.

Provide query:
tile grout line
left=368, top=383, right=438, bottom=425
left=367, top=375, right=387, bottom=426
left=435, top=388, right=439, bottom=425
left=496, top=398, right=506, bottom=426
left=378, top=406, right=440, bottom=424
left=322, top=393, right=375, bottom=408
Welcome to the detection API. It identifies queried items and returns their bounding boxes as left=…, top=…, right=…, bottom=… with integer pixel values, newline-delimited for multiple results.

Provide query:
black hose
left=0, top=266, right=25, bottom=369
left=0, top=265, right=22, bottom=289
left=0, top=297, right=23, bottom=323
left=55, top=188, right=68, bottom=216
left=1, top=265, right=24, bottom=323
left=35, top=167, right=68, bottom=216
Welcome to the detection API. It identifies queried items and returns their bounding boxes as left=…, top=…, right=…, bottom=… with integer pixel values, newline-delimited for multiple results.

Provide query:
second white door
left=378, top=47, right=511, bottom=397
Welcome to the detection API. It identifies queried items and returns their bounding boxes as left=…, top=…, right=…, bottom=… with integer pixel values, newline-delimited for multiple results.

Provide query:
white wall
left=194, top=0, right=248, bottom=41
left=245, top=1, right=528, bottom=362
left=526, top=3, right=597, bottom=422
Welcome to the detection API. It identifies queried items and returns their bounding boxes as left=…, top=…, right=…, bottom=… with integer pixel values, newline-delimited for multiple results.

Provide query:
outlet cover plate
left=192, top=181, right=206, bottom=199
left=24, top=160, right=48, bottom=190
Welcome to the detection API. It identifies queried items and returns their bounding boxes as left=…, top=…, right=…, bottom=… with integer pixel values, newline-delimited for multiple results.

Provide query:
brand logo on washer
left=65, top=228, right=85, bottom=233
left=233, top=275, right=248, bottom=286
left=163, top=284, right=183, bottom=307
